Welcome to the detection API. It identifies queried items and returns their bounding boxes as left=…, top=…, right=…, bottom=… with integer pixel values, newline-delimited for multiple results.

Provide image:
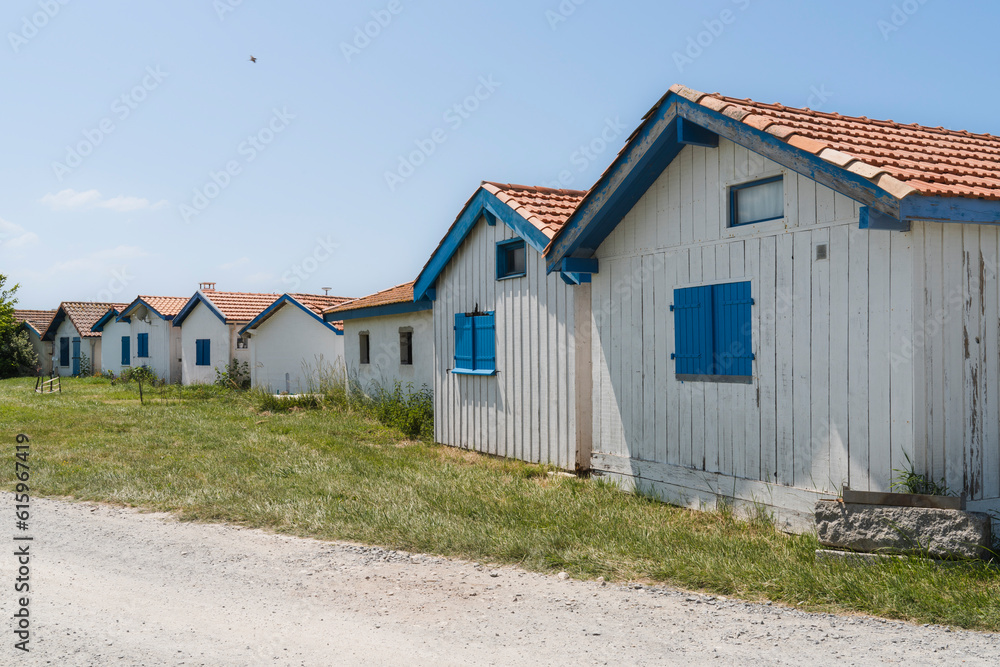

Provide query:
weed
left=891, top=452, right=952, bottom=496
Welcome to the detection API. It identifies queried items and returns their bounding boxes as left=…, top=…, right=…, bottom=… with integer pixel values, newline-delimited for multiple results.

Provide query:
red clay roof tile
left=324, top=282, right=415, bottom=315
left=14, top=309, right=56, bottom=335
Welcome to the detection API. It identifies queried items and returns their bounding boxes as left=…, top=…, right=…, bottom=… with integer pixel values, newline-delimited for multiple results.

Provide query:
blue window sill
left=451, top=368, right=497, bottom=376
left=496, top=272, right=526, bottom=281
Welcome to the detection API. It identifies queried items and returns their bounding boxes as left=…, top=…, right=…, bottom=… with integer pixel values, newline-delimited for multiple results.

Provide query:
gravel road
left=3, top=496, right=999, bottom=666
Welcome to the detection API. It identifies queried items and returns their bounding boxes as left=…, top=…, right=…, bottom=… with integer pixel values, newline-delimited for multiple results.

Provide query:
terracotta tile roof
left=14, top=310, right=56, bottom=335
left=324, top=282, right=415, bottom=315
left=482, top=182, right=587, bottom=238
left=286, top=293, right=354, bottom=316
left=669, top=84, right=1000, bottom=200
left=54, top=302, right=129, bottom=338
left=134, top=296, right=189, bottom=319
left=199, top=291, right=283, bottom=323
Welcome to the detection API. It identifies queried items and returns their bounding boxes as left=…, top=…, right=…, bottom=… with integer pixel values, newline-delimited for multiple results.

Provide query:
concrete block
left=815, top=501, right=993, bottom=560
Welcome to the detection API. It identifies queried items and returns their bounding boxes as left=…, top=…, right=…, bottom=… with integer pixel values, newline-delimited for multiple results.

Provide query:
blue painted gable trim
left=119, top=297, right=172, bottom=322
left=237, top=294, right=343, bottom=337
left=92, top=308, right=119, bottom=332
left=172, top=292, right=226, bottom=327
left=323, top=300, right=433, bottom=322
left=41, top=308, right=68, bottom=341
left=413, top=187, right=550, bottom=301
left=545, top=93, right=915, bottom=272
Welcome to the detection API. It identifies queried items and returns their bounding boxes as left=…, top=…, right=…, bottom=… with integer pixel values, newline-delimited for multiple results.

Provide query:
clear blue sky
left=1, top=0, right=995, bottom=307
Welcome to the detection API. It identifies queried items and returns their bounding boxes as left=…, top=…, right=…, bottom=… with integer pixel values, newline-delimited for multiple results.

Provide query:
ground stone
left=814, top=501, right=992, bottom=559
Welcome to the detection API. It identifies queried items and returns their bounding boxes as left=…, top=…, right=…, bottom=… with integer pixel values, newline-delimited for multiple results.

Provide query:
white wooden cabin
left=42, top=301, right=127, bottom=376
left=324, top=282, right=433, bottom=395
left=14, top=310, right=55, bottom=374
left=413, top=183, right=591, bottom=470
left=239, top=293, right=353, bottom=394
left=106, top=296, right=187, bottom=382
left=92, top=305, right=134, bottom=377
left=545, top=84, right=1000, bottom=531
left=172, top=285, right=278, bottom=385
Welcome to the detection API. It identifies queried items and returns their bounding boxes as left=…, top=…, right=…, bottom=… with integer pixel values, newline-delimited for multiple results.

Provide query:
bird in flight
left=249, top=55, right=257, bottom=63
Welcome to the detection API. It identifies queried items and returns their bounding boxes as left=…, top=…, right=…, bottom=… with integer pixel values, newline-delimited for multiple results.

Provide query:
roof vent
left=322, top=287, right=332, bottom=295
left=199, top=282, right=217, bottom=291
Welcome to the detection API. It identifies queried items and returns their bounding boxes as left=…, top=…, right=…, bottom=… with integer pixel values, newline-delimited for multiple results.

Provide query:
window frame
left=452, top=311, right=496, bottom=376
left=495, top=238, right=527, bottom=281
left=359, top=332, right=370, bottom=365
left=728, top=175, right=784, bottom=227
left=399, top=329, right=413, bottom=366
left=672, top=280, right=754, bottom=384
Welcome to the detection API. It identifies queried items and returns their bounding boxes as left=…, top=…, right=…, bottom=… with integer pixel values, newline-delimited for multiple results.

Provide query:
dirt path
left=3, top=496, right=998, bottom=666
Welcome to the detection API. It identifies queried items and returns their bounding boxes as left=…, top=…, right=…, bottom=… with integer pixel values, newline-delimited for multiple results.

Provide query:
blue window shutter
left=195, top=339, right=211, bottom=366
left=72, top=338, right=81, bottom=375
left=473, top=314, right=496, bottom=371
left=454, top=314, right=473, bottom=370
left=121, top=336, right=130, bottom=366
left=140, top=333, right=149, bottom=357
left=672, top=285, right=712, bottom=374
left=712, top=281, right=753, bottom=376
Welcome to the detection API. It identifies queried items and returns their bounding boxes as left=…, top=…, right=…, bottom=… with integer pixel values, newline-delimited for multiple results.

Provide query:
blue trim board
left=900, top=195, right=1000, bottom=225
left=860, top=206, right=910, bottom=232
left=90, top=308, right=121, bottom=333
left=450, top=368, right=497, bottom=376
left=238, top=294, right=343, bottom=337
left=323, top=300, right=433, bottom=323
left=19, top=321, right=41, bottom=337
left=413, top=187, right=551, bottom=301
left=41, top=308, right=67, bottom=341
left=172, top=292, right=226, bottom=326
left=545, top=92, right=920, bottom=272
left=677, top=117, right=718, bottom=148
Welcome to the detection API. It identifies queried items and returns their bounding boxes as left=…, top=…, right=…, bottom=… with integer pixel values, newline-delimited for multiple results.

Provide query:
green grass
left=2, top=377, right=999, bottom=630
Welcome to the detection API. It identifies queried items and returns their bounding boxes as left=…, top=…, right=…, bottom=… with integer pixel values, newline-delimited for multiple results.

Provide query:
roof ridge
left=482, top=181, right=589, bottom=196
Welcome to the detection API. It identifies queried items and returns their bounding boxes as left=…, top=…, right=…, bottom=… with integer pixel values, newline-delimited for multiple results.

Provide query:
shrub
left=77, top=352, right=92, bottom=377
left=215, top=359, right=250, bottom=390
left=0, top=328, right=38, bottom=379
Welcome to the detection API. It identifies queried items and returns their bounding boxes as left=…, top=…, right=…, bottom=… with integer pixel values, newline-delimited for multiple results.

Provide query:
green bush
left=0, top=328, right=38, bottom=379
left=215, top=359, right=250, bottom=390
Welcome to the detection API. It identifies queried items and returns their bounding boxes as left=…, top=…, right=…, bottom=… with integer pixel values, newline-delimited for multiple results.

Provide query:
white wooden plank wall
left=590, top=139, right=927, bottom=497
left=911, top=222, right=1000, bottom=501
left=433, top=217, right=578, bottom=468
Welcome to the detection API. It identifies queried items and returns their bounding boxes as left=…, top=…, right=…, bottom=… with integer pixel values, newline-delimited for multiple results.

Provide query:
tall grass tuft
left=252, top=358, right=435, bottom=439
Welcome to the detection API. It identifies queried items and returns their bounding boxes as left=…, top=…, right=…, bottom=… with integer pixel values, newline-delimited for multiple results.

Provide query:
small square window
left=359, top=332, right=370, bottom=365
left=400, top=330, right=413, bottom=366
left=236, top=335, right=249, bottom=350
left=730, top=176, right=783, bottom=227
left=496, top=239, right=526, bottom=280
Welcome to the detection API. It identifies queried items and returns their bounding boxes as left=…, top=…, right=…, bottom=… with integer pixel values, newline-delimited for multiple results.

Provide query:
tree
left=0, top=274, right=39, bottom=379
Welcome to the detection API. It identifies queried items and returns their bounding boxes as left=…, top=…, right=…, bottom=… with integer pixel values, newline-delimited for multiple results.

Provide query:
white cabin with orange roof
left=543, top=84, right=1000, bottom=530
left=240, top=292, right=353, bottom=394
left=413, top=182, right=591, bottom=470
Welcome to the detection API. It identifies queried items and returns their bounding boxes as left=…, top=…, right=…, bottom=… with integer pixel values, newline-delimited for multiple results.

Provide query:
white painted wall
left=587, top=138, right=923, bottom=530
left=344, top=310, right=433, bottom=392
left=179, top=303, right=232, bottom=385
left=99, top=318, right=133, bottom=377
left=126, top=306, right=182, bottom=383
left=247, top=303, right=346, bottom=393
left=432, top=217, right=582, bottom=470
